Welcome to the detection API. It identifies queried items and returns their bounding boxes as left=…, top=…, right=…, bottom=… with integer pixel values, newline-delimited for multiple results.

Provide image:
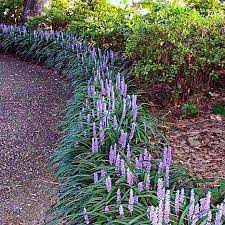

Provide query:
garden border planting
left=0, top=24, right=225, bottom=224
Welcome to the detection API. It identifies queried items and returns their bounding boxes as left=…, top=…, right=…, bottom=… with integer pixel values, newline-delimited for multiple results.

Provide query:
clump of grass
left=212, top=101, right=225, bottom=116
left=182, top=103, right=199, bottom=117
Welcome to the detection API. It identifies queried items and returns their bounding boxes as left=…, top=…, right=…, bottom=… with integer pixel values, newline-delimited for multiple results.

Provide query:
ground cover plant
left=1, top=24, right=225, bottom=224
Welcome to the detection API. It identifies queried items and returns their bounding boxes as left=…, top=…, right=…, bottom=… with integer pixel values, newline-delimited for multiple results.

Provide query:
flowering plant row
left=0, top=24, right=224, bottom=225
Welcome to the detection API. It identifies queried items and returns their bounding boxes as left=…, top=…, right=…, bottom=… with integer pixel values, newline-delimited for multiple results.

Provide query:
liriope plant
left=0, top=24, right=224, bottom=225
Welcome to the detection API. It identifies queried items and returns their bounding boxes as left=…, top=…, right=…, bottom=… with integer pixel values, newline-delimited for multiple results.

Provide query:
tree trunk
left=21, top=0, right=50, bottom=24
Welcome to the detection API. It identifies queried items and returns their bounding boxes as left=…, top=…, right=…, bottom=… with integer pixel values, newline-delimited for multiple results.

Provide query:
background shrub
left=0, top=0, right=23, bottom=23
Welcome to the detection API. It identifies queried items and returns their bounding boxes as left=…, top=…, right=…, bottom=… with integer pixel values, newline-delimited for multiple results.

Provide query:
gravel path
left=0, top=54, right=68, bottom=224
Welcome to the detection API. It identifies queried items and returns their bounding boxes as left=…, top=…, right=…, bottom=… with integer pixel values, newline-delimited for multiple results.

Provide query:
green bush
left=27, top=0, right=72, bottom=29
left=0, top=0, right=23, bottom=23
left=126, top=3, right=225, bottom=85
left=184, top=0, right=225, bottom=15
left=69, top=0, right=131, bottom=50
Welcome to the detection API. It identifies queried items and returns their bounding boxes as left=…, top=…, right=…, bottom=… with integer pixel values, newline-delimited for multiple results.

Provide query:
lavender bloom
left=104, top=206, right=110, bottom=213
left=164, top=190, right=170, bottom=225
left=165, top=166, right=170, bottom=187
left=127, top=168, right=134, bottom=186
left=93, top=122, right=97, bottom=137
left=135, top=157, right=141, bottom=170
left=157, top=178, right=165, bottom=201
left=215, top=209, right=223, bottom=225
left=126, top=144, right=131, bottom=160
left=138, top=154, right=143, bottom=168
left=101, top=169, right=106, bottom=178
left=151, top=207, right=158, bottom=225
left=91, top=138, right=98, bottom=153
left=122, top=98, right=126, bottom=119
left=120, top=159, right=126, bottom=176
left=83, top=208, right=90, bottom=224
left=121, top=79, right=127, bottom=97
left=158, top=200, right=164, bottom=225
left=99, top=125, right=105, bottom=143
left=106, top=176, right=112, bottom=193
left=163, top=146, right=172, bottom=170
left=113, top=115, right=118, bottom=130
left=145, top=173, right=151, bottom=191
left=192, top=203, right=200, bottom=225
left=109, top=146, right=115, bottom=165
left=143, top=149, right=152, bottom=171
left=180, top=188, right=185, bottom=208
left=129, top=122, right=136, bottom=140
left=138, top=182, right=144, bottom=192
left=175, top=190, right=180, bottom=215
left=128, top=189, right=134, bottom=213
left=188, top=189, right=195, bottom=222
left=93, top=172, right=98, bottom=184
left=206, top=210, right=212, bottom=225
left=117, top=188, right=121, bottom=203
left=119, top=205, right=124, bottom=216
left=158, top=162, right=163, bottom=176
left=134, top=195, right=139, bottom=204
left=115, top=154, right=121, bottom=173
left=119, top=130, right=127, bottom=148
left=116, top=73, right=121, bottom=90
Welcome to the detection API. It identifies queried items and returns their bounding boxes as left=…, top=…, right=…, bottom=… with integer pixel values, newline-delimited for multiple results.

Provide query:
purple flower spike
left=91, top=138, right=98, bottom=153
left=135, top=157, right=141, bottom=170
left=188, top=189, right=195, bottom=222
left=145, top=173, right=150, bottom=191
left=119, top=205, right=124, bottom=216
left=101, top=169, right=106, bottom=178
left=115, top=154, right=121, bottom=173
left=163, top=146, right=172, bottom=170
left=99, top=126, right=105, bottom=143
left=119, top=130, right=127, bottom=149
left=175, top=190, right=180, bottom=215
left=93, top=172, right=98, bottom=184
left=215, top=208, right=223, bottom=225
left=116, top=73, right=121, bottom=90
left=206, top=210, right=212, bottom=225
left=127, top=168, right=134, bottom=186
left=158, top=200, right=163, bottom=225
left=105, top=176, right=112, bottom=193
left=126, top=144, right=131, bottom=160
left=113, top=115, right=118, bottom=130
left=122, top=98, right=126, bottom=119
left=165, top=166, right=170, bottom=187
left=117, top=188, right=121, bottom=203
left=128, top=189, right=134, bottom=213
left=120, top=159, right=126, bottom=176
left=157, top=178, right=165, bottom=201
left=109, top=146, right=115, bottom=165
left=104, top=206, right=110, bottom=213
left=180, top=188, right=185, bottom=207
left=138, top=182, right=144, bottom=192
left=134, top=195, right=139, bottom=204
left=164, top=190, right=170, bottom=225
left=83, top=208, right=90, bottom=224
left=129, top=122, right=136, bottom=140
left=93, top=122, right=97, bottom=137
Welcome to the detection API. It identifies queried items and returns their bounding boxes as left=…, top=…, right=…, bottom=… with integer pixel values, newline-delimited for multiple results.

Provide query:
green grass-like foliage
left=212, top=101, right=225, bottom=116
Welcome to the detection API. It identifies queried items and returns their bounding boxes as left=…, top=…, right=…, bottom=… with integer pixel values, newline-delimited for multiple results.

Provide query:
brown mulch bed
left=162, top=94, right=225, bottom=180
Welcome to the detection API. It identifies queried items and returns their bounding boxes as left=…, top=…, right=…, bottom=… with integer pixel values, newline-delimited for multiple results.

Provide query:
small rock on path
left=0, top=54, right=68, bottom=224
